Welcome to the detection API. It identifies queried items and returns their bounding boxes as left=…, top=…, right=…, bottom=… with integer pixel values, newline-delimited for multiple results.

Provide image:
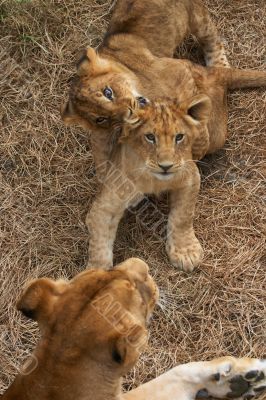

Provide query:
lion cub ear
left=61, top=100, right=94, bottom=130
left=17, top=278, right=68, bottom=329
left=182, top=94, right=212, bottom=124
left=77, top=46, right=111, bottom=76
left=61, top=99, right=78, bottom=125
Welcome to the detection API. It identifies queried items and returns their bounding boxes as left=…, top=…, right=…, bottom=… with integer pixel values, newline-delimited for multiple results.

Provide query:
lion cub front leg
left=86, top=188, right=127, bottom=269
left=90, top=132, right=115, bottom=181
left=166, top=166, right=202, bottom=272
left=86, top=167, right=141, bottom=269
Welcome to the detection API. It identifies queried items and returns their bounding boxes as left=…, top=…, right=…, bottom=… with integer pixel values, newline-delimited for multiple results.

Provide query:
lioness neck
left=3, top=344, right=123, bottom=400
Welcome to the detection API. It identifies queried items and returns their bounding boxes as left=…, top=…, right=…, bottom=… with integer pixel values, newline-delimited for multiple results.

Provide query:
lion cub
left=87, top=95, right=211, bottom=271
left=62, top=0, right=231, bottom=174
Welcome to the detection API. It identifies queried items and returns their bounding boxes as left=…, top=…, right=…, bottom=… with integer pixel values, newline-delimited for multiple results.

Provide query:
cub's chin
left=152, top=172, right=175, bottom=181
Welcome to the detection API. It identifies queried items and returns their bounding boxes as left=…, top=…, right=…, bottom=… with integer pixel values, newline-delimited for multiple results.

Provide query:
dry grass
left=0, top=0, right=265, bottom=397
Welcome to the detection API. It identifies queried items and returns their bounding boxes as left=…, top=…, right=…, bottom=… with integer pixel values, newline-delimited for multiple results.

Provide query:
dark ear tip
left=76, top=51, right=89, bottom=69
left=112, top=348, right=123, bottom=364
left=18, top=307, right=36, bottom=320
left=61, top=100, right=76, bottom=123
left=60, top=101, right=68, bottom=117
left=196, top=389, right=209, bottom=398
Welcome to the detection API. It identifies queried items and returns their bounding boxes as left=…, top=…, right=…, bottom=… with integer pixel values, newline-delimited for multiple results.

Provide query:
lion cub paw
left=197, top=357, right=266, bottom=399
left=166, top=237, right=203, bottom=272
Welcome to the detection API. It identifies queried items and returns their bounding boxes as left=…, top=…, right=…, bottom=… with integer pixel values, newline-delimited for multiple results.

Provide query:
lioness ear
left=116, top=258, right=149, bottom=283
left=77, top=47, right=111, bottom=76
left=112, top=325, right=148, bottom=367
left=182, top=95, right=212, bottom=124
left=17, top=278, right=68, bottom=328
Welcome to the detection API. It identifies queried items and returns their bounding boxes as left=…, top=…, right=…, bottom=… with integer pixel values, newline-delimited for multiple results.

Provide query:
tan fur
left=86, top=98, right=214, bottom=271
left=2, top=259, right=266, bottom=400
left=61, top=0, right=266, bottom=177
left=61, top=0, right=230, bottom=174
left=61, top=0, right=266, bottom=271
left=3, top=258, right=158, bottom=400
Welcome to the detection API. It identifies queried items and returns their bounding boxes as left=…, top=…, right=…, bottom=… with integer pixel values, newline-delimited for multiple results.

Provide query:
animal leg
left=123, top=357, right=266, bottom=400
left=189, top=1, right=230, bottom=68
left=191, top=356, right=266, bottom=399
left=86, top=167, right=141, bottom=268
left=86, top=188, right=128, bottom=269
left=90, top=131, right=116, bottom=180
left=166, top=164, right=202, bottom=272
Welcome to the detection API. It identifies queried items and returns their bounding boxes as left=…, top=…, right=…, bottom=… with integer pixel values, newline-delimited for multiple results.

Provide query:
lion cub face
left=61, top=47, right=147, bottom=131
left=17, top=258, right=159, bottom=373
left=122, top=96, right=211, bottom=180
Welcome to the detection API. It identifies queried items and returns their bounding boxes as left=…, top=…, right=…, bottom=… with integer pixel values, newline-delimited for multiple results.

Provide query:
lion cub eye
left=96, top=117, right=108, bottom=125
left=175, top=133, right=184, bottom=143
left=137, top=96, right=149, bottom=107
left=145, top=133, right=156, bottom=144
left=103, top=87, right=113, bottom=100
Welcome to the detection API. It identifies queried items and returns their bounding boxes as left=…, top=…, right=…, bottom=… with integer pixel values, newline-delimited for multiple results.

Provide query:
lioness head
left=121, top=95, right=211, bottom=180
left=61, top=47, right=147, bottom=131
left=17, top=258, right=159, bottom=374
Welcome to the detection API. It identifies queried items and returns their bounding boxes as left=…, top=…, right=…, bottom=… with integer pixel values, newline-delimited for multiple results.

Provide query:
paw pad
left=196, top=389, right=209, bottom=398
left=206, top=359, right=266, bottom=399
left=254, top=385, right=266, bottom=392
left=228, top=375, right=249, bottom=397
left=213, top=372, right=221, bottom=381
left=255, top=371, right=265, bottom=382
left=227, top=365, right=266, bottom=399
left=245, top=370, right=259, bottom=381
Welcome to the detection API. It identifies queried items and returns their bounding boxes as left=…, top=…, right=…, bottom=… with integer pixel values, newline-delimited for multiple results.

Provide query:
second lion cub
left=87, top=95, right=211, bottom=271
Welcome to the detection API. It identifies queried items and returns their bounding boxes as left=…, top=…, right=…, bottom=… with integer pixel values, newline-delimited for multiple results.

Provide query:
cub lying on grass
left=62, top=0, right=266, bottom=175
left=86, top=97, right=212, bottom=271
left=2, top=258, right=266, bottom=400
left=61, top=0, right=230, bottom=171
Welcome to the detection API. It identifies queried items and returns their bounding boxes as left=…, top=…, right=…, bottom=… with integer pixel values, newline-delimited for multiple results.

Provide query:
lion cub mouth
left=152, top=171, right=175, bottom=181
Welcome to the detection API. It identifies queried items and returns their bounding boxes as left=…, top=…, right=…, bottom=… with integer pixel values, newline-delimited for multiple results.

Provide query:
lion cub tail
left=221, top=68, right=266, bottom=89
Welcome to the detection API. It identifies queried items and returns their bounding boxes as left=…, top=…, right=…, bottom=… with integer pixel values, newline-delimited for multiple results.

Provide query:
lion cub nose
left=158, top=162, right=173, bottom=172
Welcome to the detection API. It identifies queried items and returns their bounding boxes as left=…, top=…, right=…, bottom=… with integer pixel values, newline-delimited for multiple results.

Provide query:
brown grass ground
left=0, top=0, right=265, bottom=397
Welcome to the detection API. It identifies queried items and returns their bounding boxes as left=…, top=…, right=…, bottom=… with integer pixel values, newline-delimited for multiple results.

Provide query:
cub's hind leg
left=206, top=88, right=228, bottom=155
left=188, top=0, right=230, bottom=68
